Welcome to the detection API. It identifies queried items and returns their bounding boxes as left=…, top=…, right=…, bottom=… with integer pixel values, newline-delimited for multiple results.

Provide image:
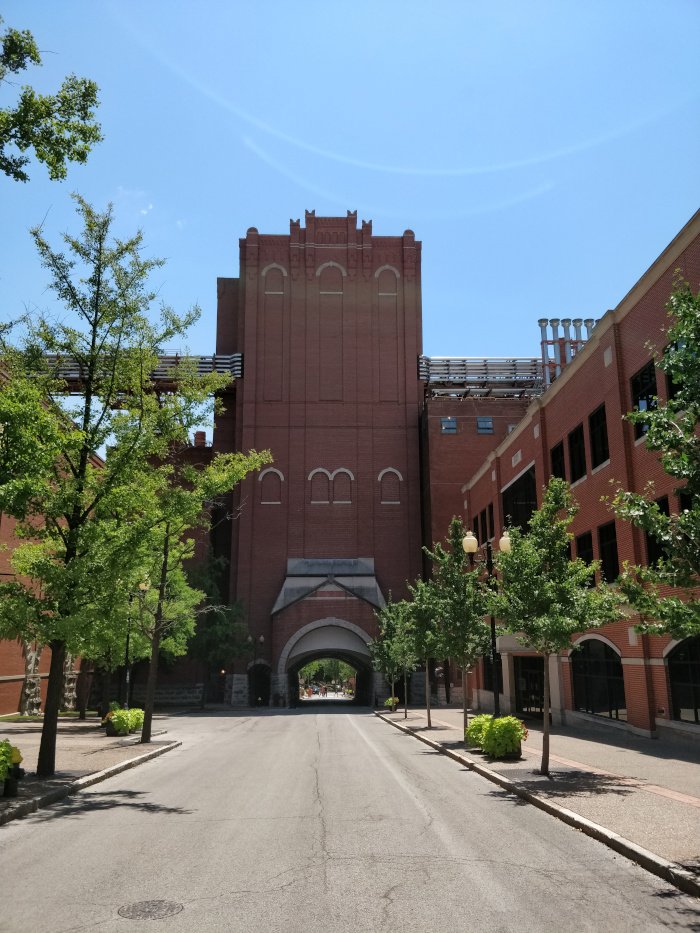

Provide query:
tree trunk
left=141, top=629, right=161, bottom=743
left=462, top=665, right=469, bottom=738
left=403, top=668, right=408, bottom=720
left=540, top=653, right=551, bottom=776
left=37, top=639, right=66, bottom=777
left=142, top=522, right=170, bottom=744
left=19, top=640, right=43, bottom=716
left=425, top=660, right=432, bottom=728
left=76, top=658, right=92, bottom=719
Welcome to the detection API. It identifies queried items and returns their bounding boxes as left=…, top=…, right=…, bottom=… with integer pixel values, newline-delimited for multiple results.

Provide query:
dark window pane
left=679, top=489, right=693, bottom=512
left=572, top=640, right=627, bottom=720
left=631, top=361, right=657, bottom=440
left=480, top=509, right=487, bottom=545
left=473, top=516, right=480, bottom=544
left=488, top=502, right=495, bottom=540
left=551, top=441, right=566, bottom=481
left=502, top=466, right=537, bottom=530
left=645, top=495, right=670, bottom=566
left=441, top=417, right=457, bottom=434
left=598, top=521, right=619, bottom=582
left=668, top=636, right=700, bottom=723
left=576, top=531, right=595, bottom=586
left=568, top=424, right=586, bottom=482
left=477, top=417, right=493, bottom=434
left=482, top=653, right=503, bottom=696
left=664, top=340, right=685, bottom=402
left=589, top=404, right=609, bottom=469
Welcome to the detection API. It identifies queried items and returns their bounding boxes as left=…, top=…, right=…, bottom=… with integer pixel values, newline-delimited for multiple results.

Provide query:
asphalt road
left=1, top=707, right=699, bottom=933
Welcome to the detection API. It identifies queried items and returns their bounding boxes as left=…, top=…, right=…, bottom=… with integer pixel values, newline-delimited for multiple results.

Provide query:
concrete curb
left=0, top=740, right=182, bottom=827
left=374, top=712, right=700, bottom=899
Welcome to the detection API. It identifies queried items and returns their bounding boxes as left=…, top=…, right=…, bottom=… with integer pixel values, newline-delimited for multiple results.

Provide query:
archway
left=278, top=618, right=375, bottom=707
left=667, top=636, right=700, bottom=724
left=248, top=660, right=271, bottom=707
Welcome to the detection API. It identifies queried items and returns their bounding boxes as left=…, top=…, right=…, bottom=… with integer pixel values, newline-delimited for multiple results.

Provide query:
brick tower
left=214, top=211, right=423, bottom=705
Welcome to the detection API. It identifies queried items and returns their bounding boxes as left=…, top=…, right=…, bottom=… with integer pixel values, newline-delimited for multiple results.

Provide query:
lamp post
left=126, top=577, right=150, bottom=710
left=462, top=529, right=511, bottom=719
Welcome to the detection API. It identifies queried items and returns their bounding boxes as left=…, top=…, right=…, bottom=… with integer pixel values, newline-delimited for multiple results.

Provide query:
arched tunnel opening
left=281, top=619, right=377, bottom=707
left=286, top=652, right=375, bottom=707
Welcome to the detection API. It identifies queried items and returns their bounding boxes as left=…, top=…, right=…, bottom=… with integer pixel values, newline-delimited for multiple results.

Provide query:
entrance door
left=514, top=656, right=544, bottom=718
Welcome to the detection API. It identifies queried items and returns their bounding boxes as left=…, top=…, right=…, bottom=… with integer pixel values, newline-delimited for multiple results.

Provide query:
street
left=1, top=707, right=698, bottom=933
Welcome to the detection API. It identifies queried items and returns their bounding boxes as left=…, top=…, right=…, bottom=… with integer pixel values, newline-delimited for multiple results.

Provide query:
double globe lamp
left=461, top=528, right=511, bottom=718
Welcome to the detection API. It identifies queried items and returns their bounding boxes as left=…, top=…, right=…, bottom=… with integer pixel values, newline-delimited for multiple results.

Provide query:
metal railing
left=39, top=353, right=243, bottom=391
left=418, top=355, right=543, bottom=397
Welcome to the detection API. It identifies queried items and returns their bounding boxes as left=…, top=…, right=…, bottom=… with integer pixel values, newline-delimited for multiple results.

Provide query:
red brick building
left=463, top=209, right=700, bottom=742
left=213, top=211, right=425, bottom=705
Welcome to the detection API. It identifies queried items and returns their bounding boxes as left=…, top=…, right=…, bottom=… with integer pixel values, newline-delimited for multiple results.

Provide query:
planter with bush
left=465, top=714, right=527, bottom=759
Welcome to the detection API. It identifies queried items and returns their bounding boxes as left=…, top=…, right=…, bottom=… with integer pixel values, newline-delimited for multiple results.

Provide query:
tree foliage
left=422, top=516, right=492, bottom=732
left=495, top=478, right=622, bottom=774
left=372, top=598, right=419, bottom=718
left=0, top=17, right=102, bottom=182
left=0, top=196, right=269, bottom=773
left=611, top=283, right=700, bottom=639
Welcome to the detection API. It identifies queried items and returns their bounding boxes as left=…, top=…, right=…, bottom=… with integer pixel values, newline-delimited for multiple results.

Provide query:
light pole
left=462, top=529, right=511, bottom=719
left=127, top=577, right=150, bottom=710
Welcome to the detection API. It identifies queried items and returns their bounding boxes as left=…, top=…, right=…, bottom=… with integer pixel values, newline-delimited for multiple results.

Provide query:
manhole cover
left=118, top=901, right=184, bottom=920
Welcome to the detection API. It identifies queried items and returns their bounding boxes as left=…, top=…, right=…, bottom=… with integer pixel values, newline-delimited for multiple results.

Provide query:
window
left=441, top=417, right=457, bottom=434
left=488, top=503, right=495, bottom=540
left=576, top=531, right=595, bottom=586
left=550, top=441, right=566, bottom=481
left=477, top=417, right=493, bottom=434
left=597, top=521, right=619, bottom=582
left=668, top=636, right=700, bottom=724
left=630, top=361, right=657, bottom=439
left=572, top=640, right=627, bottom=721
left=480, top=509, right=487, bottom=545
left=482, top=653, right=503, bottom=696
left=502, top=466, right=537, bottom=530
left=507, top=424, right=517, bottom=434
left=259, top=468, right=283, bottom=504
left=473, top=516, right=480, bottom=543
left=664, top=340, right=685, bottom=402
left=568, top=424, right=586, bottom=482
left=588, top=404, right=609, bottom=469
left=332, top=470, right=352, bottom=504
left=679, top=489, right=693, bottom=513
left=379, top=469, right=401, bottom=504
left=645, top=495, right=669, bottom=566
left=310, top=470, right=330, bottom=503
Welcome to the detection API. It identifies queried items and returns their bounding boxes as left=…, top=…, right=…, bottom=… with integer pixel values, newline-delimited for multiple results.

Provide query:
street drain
left=118, top=901, right=184, bottom=920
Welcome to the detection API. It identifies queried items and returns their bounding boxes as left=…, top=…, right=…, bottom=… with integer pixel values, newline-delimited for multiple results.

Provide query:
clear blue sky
left=2, top=1, right=699, bottom=361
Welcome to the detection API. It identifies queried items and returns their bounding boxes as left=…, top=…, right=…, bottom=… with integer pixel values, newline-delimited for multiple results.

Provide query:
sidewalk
left=0, top=715, right=178, bottom=822
left=380, top=707, right=700, bottom=879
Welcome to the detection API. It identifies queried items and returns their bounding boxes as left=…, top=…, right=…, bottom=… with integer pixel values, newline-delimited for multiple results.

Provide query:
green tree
left=0, top=17, right=102, bottom=182
left=423, top=517, right=491, bottom=735
left=374, top=599, right=419, bottom=720
left=494, top=478, right=622, bottom=775
left=407, top=579, right=442, bottom=728
left=370, top=605, right=403, bottom=713
left=611, top=283, right=700, bottom=639
left=0, top=196, right=267, bottom=775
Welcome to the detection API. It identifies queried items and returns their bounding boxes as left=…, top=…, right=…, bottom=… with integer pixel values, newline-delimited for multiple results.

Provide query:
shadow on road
left=24, top=789, right=194, bottom=823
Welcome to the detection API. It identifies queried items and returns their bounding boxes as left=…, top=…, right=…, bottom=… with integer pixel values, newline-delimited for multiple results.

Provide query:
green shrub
left=0, top=739, right=13, bottom=781
left=480, top=716, right=527, bottom=757
left=384, top=697, right=399, bottom=708
left=128, top=708, right=144, bottom=730
left=110, top=709, right=131, bottom=734
left=109, top=701, right=121, bottom=712
left=465, top=714, right=492, bottom=748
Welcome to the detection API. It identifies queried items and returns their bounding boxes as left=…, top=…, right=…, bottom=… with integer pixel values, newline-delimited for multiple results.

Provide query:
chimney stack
left=194, top=431, right=206, bottom=447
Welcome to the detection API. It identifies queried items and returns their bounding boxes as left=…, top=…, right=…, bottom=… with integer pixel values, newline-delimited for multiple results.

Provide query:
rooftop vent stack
left=194, top=431, right=206, bottom=447
left=573, top=318, right=584, bottom=351
left=538, top=318, right=551, bottom=385
left=584, top=318, right=595, bottom=340
left=550, top=319, right=562, bottom=378
left=561, top=318, right=572, bottom=364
